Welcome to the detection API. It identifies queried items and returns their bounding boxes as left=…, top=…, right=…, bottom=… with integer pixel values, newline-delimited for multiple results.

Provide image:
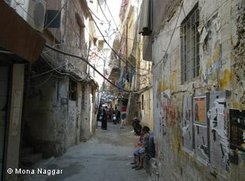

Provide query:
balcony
left=108, top=58, right=120, bottom=81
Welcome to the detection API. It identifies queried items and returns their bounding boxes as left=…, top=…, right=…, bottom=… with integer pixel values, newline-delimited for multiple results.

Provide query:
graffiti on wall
left=156, top=89, right=176, bottom=136
left=208, top=91, right=230, bottom=170
left=182, top=95, right=193, bottom=152
left=193, top=95, right=209, bottom=164
left=156, top=91, right=168, bottom=135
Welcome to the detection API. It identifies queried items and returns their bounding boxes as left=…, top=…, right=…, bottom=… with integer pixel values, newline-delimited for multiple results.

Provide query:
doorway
left=0, top=66, right=10, bottom=181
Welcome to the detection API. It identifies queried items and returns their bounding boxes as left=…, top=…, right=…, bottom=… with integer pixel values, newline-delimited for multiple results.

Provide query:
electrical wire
left=88, top=6, right=150, bottom=72
left=31, top=64, right=63, bottom=78
left=13, top=0, right=35, bottom=20
left=89, top=48, right=152, bottom=77
left=45, top=43, right=136, bottom=93
left=88, top=6, right=109, bottom=24
left=41, top=51, right=89, bottom=82
left=104, top=0, right=122, bottom=35
left=96, top=0, right=111, bottom=24
left=88, top=7, right=151, bottom=73
left=152, top=0, right=231, bottom=70
left=153, top=2, right=183, bottom=69
left=31, top=72, right=54, bottom=87
left=44, top=0, right=69, bottom=29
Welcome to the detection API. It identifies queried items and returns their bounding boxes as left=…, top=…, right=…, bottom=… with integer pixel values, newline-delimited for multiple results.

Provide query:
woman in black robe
left=101, top=108, right=107, bottom=130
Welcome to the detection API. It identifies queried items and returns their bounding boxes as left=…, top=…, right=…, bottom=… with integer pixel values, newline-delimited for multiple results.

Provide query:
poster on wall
left=182, top=95, right=193, bottom=153
left=193, top=95, right=209, bottom=164
left=194, top=96, right=206, bottom=124
left=208, top=91, right=230, bottom=170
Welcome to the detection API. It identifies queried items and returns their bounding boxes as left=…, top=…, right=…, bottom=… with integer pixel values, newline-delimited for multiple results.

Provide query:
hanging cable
left=96, top=0, right=111, bottom=24
left=88, top=8, right=151, bottom=73
left=104, top=0, right=122, bottom=35
left=45, top=43, right=136, bottom=93
left=44, top=0, right=69, bottom=29
left=153, top=2, right=183, bottom=69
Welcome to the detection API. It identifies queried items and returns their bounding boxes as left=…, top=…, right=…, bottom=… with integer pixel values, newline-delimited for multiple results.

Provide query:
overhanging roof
left=0, top=1, right=45, bottom=63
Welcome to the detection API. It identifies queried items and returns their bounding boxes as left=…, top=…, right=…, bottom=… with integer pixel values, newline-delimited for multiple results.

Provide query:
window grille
left=181, top=4, right=200, bottom=82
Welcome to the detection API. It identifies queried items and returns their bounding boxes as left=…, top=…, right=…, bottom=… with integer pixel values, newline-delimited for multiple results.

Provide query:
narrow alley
left=22, top=123, right=149, bottom=181
left=0, top=0, right=244, bottom=180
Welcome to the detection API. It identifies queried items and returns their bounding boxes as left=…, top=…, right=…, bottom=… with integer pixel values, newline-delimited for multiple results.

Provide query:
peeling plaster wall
left=231, top=0, right=245, bottom=110
left=151, top=0, right=245, bottom=180
left=80, top=84, right=96, bottom=140
left=24, top=77, right=69, bottom=157
left=66, top=83, right=82, bottom=148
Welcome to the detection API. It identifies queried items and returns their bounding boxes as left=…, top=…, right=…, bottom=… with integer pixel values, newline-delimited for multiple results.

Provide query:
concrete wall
left=24, top=76, right=69, bottom=157
left=24, top=75, right=97, bottom=157
left=80, top=84, right=96, bottom=140
left=63, top=0, right=88, bottom=73
left=140, top=88, right=153, bottom=130
left=22, top=0, right=96, bottom=158
left=152, top=0, right=182, bottom=34
left=151, top=0, right=245, bottom=180
left=67, top=83, right=82, bottom=147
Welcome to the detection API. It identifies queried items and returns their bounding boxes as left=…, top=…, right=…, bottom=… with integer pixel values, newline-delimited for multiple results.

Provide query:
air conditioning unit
left=26, top=0, right=46, bottom=32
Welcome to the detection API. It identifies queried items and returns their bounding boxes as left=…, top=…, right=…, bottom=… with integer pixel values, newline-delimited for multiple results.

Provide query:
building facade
left=109, top=0, right=154, bottom=128
left=139, top=0, right=245, bottom=180
left=0, top=1, right=98, bottom=180
left=0, top=1, right=45, bottom=180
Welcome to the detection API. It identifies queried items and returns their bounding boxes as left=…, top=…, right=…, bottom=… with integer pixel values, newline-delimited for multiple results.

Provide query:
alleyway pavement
left=23, top=122, right=149, bottom=181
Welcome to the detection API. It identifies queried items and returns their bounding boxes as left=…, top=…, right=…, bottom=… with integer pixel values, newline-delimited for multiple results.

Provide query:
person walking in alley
left=115, top=107, right=121, bottom=124
left=101, top=108, right=107, bottom=130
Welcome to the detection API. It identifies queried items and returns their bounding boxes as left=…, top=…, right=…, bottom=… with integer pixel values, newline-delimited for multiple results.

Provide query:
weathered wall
left=80, top=84, right=96, bottom=140
left=22, top=0, right=95, bottom=159
left=151, top=0, right=245, bottom=180
left=24, top=76, right=69, bottom=157
left=63, top=0, right=88, bottom=73
left=152, top=0, right=182, bottom=34
left=140, top=89, right=153, bottom=130
left=66, top=83, right=82, bottom=148
left=231, top=0, right=245, bottom=110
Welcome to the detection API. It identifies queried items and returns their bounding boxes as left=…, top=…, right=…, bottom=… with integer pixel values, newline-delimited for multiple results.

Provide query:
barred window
left=181, top=4, right=200, bottom=83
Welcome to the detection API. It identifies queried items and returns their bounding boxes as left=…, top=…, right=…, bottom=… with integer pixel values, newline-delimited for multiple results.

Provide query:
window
left=45, top=10, right=61, bottom=28
left=181, top=4, right=200, bottom=82
left=69, top=79, right=77, bottom=100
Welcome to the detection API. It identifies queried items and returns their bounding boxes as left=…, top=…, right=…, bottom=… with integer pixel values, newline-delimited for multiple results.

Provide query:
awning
left=0, top=1, right=45, bottom=63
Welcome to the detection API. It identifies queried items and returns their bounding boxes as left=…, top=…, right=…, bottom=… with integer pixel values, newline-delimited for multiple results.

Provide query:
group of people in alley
left=97, top=106, right=122, bottom=130
left=97, top=107, right=155, bottom=171
left=131, top=117, right=155, bottom=170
